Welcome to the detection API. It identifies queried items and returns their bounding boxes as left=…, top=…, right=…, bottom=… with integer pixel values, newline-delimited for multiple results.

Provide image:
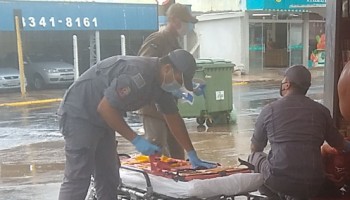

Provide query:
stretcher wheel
left=196, top=117, right=205, bottom=125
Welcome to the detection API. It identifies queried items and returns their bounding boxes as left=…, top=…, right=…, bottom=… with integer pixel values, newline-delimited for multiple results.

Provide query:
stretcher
left=117, top=155, right=264, bottom=200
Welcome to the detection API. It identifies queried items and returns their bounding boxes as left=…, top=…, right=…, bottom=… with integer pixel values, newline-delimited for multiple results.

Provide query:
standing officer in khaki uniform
left=138, top=3, right=198, bottom=159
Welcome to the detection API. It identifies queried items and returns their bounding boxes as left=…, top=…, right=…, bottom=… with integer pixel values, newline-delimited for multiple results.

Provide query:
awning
left=0, top=1, right=158, bottom=31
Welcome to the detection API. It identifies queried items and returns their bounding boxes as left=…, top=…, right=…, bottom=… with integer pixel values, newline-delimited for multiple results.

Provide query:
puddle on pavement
left=1, top=163, right=65, bottom=178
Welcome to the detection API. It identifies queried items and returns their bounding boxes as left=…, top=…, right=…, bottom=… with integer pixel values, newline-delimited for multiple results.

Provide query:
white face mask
left=177, top=21, right=190, bottom=37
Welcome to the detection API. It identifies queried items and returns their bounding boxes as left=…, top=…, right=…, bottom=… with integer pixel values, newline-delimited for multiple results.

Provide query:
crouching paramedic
left=248, top=65, right=350, bottom=199
left=57, top=49, right=216, bottom=200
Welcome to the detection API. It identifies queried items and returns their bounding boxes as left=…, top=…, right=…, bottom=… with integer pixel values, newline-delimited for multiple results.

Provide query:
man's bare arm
left=250, top=143, right=264, bottom=153
left=338, top=62, right=350, bottom=121
left=97, top=97, right=136, bottom=142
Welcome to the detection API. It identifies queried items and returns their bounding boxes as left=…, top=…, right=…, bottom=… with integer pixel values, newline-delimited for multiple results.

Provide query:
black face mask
left=279, top=82, right=288, bottom=96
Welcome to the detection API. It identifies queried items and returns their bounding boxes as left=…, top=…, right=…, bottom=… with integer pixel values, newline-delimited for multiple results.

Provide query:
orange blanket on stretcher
left=321, top=143, right=350, bottom=188
left=121, top=155, right=251, bottom=182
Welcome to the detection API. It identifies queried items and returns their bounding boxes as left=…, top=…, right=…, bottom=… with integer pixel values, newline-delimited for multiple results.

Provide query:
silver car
left=0, top=67, right=21, bottom=90
left=24, top=55, right=75, bottom=90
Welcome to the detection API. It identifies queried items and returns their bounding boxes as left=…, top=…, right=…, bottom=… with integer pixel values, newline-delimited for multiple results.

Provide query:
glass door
left=288, top=23, right=303, bottom=66
left=249, top=23, right=264, bottom=72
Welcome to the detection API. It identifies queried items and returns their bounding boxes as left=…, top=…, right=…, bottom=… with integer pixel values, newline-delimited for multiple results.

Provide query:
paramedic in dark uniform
left=138, top=3, right=198, bottom=159
left=248, top=65, right=350, bottom=199
left=57, top=49, right=216, bottom=200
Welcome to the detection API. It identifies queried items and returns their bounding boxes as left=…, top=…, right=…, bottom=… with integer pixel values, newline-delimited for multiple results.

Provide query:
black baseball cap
left=284, top=65, right=311, bottom=89
left=166, top=3, right=198, bottom=23
left=168, top=49, right=196, bottom=91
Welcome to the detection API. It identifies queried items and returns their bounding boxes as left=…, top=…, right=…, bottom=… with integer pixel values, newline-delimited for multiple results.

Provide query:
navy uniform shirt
left=57, top=56, right=178, bottom=128
left=251, top=94, right=344, bottom=195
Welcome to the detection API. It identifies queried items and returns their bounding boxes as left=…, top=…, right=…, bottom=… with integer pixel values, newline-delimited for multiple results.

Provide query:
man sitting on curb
left=248, top=65, right=350, bottom=199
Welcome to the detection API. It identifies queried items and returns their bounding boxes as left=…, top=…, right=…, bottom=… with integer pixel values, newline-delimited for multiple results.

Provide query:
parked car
left=0, top=65, right=21, bottom=90
left=24, top=54, right=74, bottom=90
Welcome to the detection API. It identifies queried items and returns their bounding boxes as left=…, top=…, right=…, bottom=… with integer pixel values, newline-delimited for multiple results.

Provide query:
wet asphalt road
left=0, top=78, right=324, bottom=200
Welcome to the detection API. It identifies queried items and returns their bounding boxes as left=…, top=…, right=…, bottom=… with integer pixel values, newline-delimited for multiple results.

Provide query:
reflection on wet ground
left=0, top=104, right=61, bottom=150
left=0, top=79, right=324, bottom=199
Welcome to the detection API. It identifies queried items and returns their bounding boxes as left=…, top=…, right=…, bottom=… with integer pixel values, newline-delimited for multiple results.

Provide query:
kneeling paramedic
left=57, top=49, right=216, bottom=200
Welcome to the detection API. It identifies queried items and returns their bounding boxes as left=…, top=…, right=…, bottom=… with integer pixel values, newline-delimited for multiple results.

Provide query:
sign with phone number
left=22, top=17, right=98, bottom=29
left=0, top=1, right=158, bottom=31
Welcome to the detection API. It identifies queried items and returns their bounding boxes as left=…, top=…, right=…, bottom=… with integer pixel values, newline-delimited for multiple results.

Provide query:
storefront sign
left=0, top=1, right=158, bottom=31
left=292, top=0, right=326, bottom=5
left=246, top=0, right=326, bottom=10
left=264, top=0, right=290, bottom=10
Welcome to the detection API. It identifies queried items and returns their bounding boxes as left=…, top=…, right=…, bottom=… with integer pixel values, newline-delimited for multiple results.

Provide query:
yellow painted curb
left=233, top=81, right=248, bottom=86
left=0, top=98, right=62, bottom=107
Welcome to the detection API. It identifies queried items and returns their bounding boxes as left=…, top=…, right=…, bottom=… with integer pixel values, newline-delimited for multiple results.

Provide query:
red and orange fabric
left=121, top=155, right=250, bottom=182
left=321, top=142, right=350, bottom=188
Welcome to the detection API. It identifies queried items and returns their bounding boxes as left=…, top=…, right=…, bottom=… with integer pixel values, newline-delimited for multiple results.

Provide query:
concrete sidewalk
left=0, top=67, right=324, bottom=106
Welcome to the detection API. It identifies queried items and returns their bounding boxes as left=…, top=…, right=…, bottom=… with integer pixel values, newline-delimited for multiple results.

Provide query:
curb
left=0, top=98, right=62, bottom=107
left=232, top=79, right=277, bottom=85
left=232, top=81, right=249, bottom=86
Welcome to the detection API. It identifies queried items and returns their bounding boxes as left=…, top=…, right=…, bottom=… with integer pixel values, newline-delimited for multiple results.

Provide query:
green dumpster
left=178, top=59, right=235, bottom=126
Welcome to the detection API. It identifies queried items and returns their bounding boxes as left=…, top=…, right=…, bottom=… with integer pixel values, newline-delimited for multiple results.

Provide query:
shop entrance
left=249, top=21, right=303, bottom=71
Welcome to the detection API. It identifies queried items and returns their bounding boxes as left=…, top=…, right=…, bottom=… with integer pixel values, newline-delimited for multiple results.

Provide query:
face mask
left=177, top=21, right=190, bottom=37
left=279, top=82, right=288, bottom=96
left=161, top=69, right=182, bottom=93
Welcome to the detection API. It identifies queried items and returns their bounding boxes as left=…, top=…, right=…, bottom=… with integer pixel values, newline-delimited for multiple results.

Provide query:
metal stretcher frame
left=117, top=166, right=267, bottom=200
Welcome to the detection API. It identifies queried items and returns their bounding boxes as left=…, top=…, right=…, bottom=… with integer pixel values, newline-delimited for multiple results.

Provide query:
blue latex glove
left=131, top=135, right=161, bottom=155
left=171, top=88, right=194, bottom=104
left=193, top=83, right=206, bottom=96
left=187, top=150, right=217, bottom=169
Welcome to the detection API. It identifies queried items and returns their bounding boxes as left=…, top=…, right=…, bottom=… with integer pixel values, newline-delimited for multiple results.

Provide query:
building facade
left=0, top=0, right=158, bottom=72
left=181, top=0, right=326, bottom=73
left=1, top=0, right=327, bottom=74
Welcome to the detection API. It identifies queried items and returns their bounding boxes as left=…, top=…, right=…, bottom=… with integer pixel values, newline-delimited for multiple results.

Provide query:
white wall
left=195, top=12, right=244, bottom=65
left=177, top=0, right=242, bottom=12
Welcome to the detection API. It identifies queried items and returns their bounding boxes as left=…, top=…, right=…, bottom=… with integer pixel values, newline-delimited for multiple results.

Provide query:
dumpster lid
left=196, top=59, right=232, bottom=64
left=196, top=59, right=234, bottom=69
